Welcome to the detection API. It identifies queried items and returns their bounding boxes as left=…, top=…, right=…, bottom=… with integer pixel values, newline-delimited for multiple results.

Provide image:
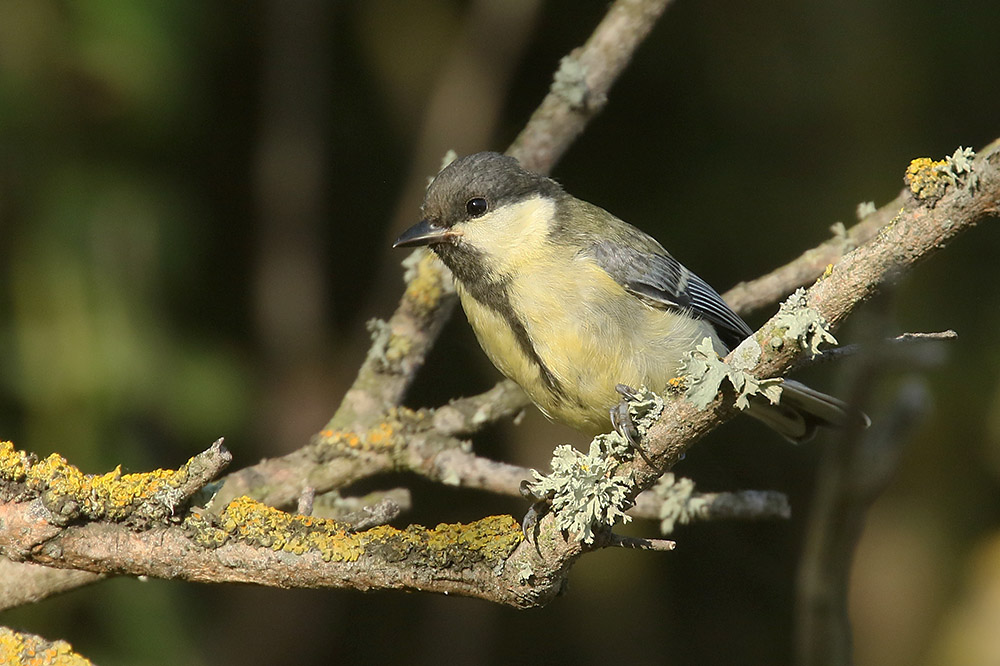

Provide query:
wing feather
left=591, top=239, right=752, bottom=350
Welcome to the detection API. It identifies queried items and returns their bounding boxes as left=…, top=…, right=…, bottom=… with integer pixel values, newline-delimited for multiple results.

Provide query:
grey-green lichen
left=526, top=437, right=633, bottom=544
left=524, top=389, right=664, bottom=544
left=551, top=55, right=589, bottom=109
left=623, top=386, right=665, bottom=431
left=772, top=288, right=838, bottom=357
left=365, top=318, right=395, bottom=369
left=652, top=473, right=701, bottom=535
left=855, top=201, right=877, bottom=220
left=681, top=338, right=783, bottom=411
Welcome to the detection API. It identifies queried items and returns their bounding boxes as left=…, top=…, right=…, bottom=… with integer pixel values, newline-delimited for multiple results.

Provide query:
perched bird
left=395, top=152, right=867, bottom=442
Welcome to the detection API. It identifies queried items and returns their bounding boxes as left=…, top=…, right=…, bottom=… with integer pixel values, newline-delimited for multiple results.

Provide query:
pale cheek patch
left=455, top=196, right=556, bottom=272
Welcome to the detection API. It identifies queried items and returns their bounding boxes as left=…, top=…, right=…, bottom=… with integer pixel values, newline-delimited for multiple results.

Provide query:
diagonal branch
left=491, top=140, right=1000, bottom=593
left=508, top=0, right=677, bottom=174
left=3, top=139, right=994, bottom=611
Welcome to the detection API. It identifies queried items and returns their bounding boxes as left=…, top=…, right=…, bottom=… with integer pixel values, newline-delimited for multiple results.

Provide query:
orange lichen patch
left=363, top=422, right=397, bottom=449
left=186, top=496, right=523, bottom=566
left=905, top=157, right=951, bottom=201
left=665, top=376, right=686, bottom=393
left=0, top=626, right=93, bottom=666
left=403, top=251, right=449, bottom=313
left=315, top=429, right=363, bottom=449
left=315, top=420, right=403, bottom=453
left=0, top=440, right=196, bottom=524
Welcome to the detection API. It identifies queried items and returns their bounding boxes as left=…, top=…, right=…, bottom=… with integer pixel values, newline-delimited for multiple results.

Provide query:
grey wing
left=591, top=240, right=753, bottom=350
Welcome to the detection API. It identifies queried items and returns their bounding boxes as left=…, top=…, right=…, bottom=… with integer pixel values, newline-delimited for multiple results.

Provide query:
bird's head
left=393, top=152, right=565, bottom=260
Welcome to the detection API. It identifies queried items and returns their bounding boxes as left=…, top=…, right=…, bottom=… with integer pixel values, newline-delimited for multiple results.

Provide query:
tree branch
left=493, top=140, right=1000, bottom=597
left=0, top=626, right=94, bottom=665
left=508, top=0, right=677, bottom=173
left=0, top=559, right=102, bottom=612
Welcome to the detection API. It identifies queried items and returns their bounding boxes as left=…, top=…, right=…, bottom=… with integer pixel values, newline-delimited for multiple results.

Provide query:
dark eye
left=466, top=197, right=488, bottom=217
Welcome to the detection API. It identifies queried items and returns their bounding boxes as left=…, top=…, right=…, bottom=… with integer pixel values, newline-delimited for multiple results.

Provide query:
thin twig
left=432, top=379, right=530, bottom=437
left=342, top=498, right=403, bottom=532
left=797, top=330, right=958, bottom=369
left=296, top=487, right=316, bottom=517
left=0, top=559, right=102, bottom=612
left=606, top=533, right=677, bottom=552
left=723, top=204, right=901, bottom=316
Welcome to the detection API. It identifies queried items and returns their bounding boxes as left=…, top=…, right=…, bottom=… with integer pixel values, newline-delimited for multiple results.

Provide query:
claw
left=611, top=384, right=661, bottom=470
left=520, top=480, right=552, bottom=546
left=615, top=383, right=640, bottom=401
left=610, top=384, right=641, bottom=447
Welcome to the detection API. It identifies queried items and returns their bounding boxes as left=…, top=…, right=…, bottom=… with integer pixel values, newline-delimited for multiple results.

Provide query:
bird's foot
left=611, top=383, right=662, bottom=470
left=610, top=383, right=642, bottom=447
left=519, top=480, right=553, bottom=546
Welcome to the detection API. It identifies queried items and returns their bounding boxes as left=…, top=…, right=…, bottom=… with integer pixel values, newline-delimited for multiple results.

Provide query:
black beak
left=393, top=219, right=450, bottom=248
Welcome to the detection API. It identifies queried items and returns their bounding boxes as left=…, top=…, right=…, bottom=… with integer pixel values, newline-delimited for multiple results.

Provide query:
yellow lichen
left=383, top=333, right=413, bottom=363
left=905, top=157, right=951, bottom=201
left=0, top=441, right=31, bottom=479
left=213, top=496, right=364, bottom=562
left=0, top=441, right=198, bottom=523
left=0, top=627, right=93, bottom=666
left=189, top=496, right=523, bottom=566
left=403, top=252, right=448, bottom=312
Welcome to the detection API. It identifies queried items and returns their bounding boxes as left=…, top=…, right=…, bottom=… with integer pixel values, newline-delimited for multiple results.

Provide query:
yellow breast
left=458, top=251, right=721, bottom=434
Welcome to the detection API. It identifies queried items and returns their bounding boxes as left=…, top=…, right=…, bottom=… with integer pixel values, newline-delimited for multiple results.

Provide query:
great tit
left=395, top=152, right=867, bottom=442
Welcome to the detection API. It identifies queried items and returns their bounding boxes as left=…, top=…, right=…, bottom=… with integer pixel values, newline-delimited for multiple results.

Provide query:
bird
left=394, top=151, right=868, bottom=442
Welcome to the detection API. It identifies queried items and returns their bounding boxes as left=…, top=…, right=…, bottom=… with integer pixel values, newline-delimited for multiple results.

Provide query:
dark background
left=2, top=1, right=999, bottom=665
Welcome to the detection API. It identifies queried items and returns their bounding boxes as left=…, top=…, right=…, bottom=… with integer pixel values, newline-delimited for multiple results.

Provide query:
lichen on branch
left=0, top=440, right=230, bottom=527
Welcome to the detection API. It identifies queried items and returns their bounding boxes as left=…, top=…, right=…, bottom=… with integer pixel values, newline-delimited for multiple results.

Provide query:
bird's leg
left=612, top=383, right=661, bottom=470
left=519, top=480, right=553, bottom=545
left=611, top=383, right=642, bottom=447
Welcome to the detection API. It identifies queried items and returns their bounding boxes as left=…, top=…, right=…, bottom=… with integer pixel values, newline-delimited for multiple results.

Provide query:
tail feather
left=747, top=379, right=870, bottom=443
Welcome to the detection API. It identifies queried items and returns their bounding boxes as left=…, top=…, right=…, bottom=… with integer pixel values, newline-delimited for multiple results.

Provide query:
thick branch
left=623, top=141, right=999, bottom=492
left=2, top=497, right=527, bottom=605
left=0, top=626, right=94, bottom=665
